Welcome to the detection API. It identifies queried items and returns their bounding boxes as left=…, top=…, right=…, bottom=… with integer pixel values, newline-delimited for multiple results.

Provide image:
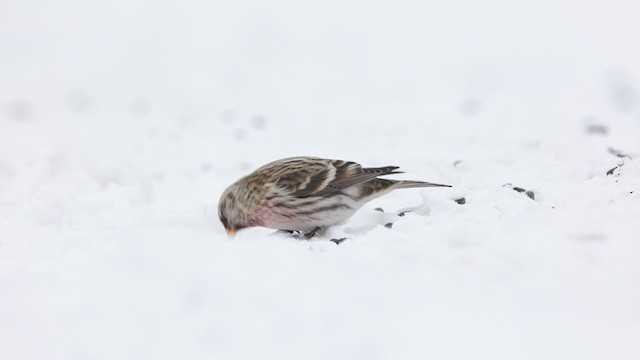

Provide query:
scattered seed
left=606, top=166, right=619, bottom=176
left=330, top=238, right=348, bottom=245
left=374, top=207, right=384, bottom=212
left=384, top=222, right=394, bottom=229
left=513, top=187, right=526, bottom=193
left=454, top=197, right=466, bottom=205
left=525, top=190, right=535, bottom=200
left=397, top=211, right=408, bottom=217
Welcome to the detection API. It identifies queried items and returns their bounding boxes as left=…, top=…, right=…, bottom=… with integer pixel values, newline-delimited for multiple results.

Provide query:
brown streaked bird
left=218, top=157, right=451, bottom=237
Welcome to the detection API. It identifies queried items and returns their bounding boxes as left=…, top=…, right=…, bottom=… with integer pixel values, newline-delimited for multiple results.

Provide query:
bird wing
left=274, top=159, right=402, bottom=198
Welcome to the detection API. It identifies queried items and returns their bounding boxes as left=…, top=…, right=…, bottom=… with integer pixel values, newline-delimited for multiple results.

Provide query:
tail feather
left=394, top=180, right=451, bottom=189
left=363, top=166, right=403, bottom=176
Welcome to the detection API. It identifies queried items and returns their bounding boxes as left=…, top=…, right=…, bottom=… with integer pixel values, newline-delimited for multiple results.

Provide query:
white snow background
left=2, top=0, right=640, bottom=359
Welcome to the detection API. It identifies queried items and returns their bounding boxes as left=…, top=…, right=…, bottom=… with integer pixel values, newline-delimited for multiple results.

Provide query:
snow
left=2, top=0, right=640, bottom=359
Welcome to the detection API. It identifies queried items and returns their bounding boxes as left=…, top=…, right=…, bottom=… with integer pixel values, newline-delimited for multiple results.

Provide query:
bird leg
left=274, top=228, right=347, bottom=243
left=274, top=228, right=321, bottom=240
left=302, top=227, right=322, bottom=240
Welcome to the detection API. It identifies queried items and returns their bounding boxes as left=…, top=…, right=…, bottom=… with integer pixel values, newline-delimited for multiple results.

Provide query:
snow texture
left=1, top=1, right=640, bottom=359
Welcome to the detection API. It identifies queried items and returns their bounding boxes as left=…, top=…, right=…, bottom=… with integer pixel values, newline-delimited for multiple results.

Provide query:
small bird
left=218, top=157, right=451, bottom=237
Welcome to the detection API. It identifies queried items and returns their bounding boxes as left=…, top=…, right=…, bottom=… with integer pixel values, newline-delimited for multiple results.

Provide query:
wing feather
left=272, top=158, right=402, bottom=198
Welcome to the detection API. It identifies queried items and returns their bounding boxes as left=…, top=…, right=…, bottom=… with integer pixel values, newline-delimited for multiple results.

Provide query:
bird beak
left=225, top=226, right=237, bottom=238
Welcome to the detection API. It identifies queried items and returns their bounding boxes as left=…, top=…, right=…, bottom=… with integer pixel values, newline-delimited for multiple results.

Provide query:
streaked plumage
left=218, top=157, right=451, bottom=236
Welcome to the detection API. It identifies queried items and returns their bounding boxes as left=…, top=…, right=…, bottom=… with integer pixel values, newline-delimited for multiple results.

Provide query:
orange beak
left=225, top=226, right=237, bottom=238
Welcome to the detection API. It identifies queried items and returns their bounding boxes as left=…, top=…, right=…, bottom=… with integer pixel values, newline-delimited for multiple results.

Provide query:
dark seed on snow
left=374, top=207, right=384, bottom=212
left=513, top=187, right=526, bottom=193
left=397, top=211, right=408, bottom=217
left=455, top=197, right=466, bottom=205
left=606, top=166, right=618, bottom=176
left=525, top=190, right=535, bottom=200
left=330, top=238, right=348, bottom=245
left=384, top=222, right=394, bottom=229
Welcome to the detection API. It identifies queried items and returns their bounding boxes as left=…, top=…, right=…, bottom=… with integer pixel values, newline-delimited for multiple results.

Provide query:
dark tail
left=365, top=166, right=451, bottom=189
left=394, top=180, right=451, bottom=189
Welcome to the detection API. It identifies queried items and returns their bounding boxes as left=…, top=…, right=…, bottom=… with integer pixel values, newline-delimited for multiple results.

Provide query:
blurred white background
left=2, top=1, right=640, bottom=359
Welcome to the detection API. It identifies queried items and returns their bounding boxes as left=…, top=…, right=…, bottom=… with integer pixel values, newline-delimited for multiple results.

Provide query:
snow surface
left=2, top=0, right=640, bottom=359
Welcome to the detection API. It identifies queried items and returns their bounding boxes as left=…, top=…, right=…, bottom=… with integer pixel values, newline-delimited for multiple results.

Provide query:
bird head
left=218, top=185, right=251, bottom=237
